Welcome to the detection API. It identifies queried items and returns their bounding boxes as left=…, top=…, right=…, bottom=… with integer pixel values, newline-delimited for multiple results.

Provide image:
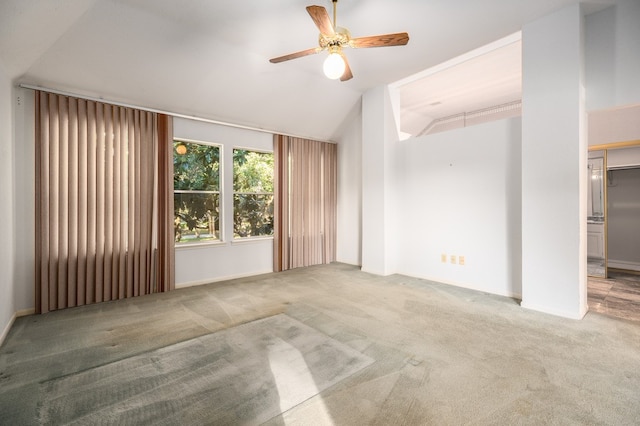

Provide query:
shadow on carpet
left=38, top=314, right=373, bottom=425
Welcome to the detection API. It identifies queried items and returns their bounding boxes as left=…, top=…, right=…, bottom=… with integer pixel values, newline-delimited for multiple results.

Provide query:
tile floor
left=588, top=270, right=640, bottom=322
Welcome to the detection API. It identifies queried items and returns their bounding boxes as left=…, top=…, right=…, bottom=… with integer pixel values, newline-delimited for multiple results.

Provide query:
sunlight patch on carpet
left=38, top=314, right=373, bottom=424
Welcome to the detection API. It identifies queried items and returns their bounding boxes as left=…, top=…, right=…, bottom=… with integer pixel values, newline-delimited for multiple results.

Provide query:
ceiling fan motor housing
left=319, top=27, right=351, bottom=50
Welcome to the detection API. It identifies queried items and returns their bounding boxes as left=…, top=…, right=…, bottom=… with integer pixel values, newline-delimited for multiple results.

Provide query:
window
left=233, top=149, right=274, bottom=238
left=174, top=140, right=220, bottom=244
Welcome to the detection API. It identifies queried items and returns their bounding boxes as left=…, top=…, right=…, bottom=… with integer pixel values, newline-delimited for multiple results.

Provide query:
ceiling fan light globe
left=323, top=52, right=346, bottom=79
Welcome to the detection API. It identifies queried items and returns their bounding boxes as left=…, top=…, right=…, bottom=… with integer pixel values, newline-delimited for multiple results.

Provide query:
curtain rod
left=18, top=83, right=334, bottom=144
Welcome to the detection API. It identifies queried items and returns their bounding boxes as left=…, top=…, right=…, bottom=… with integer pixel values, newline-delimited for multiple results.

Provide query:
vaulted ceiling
left=0, top=0, right=613, bottom=141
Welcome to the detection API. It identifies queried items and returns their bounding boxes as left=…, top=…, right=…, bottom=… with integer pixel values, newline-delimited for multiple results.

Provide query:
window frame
left=232, top=147, right=275, bottom=240
left=173, top=138, right=224, bottom=247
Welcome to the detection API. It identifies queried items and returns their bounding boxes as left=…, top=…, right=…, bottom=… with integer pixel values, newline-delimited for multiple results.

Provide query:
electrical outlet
left=441, top=254, right=447, bottom=263
left=450, top=255, right=457, bottom=264
left=459, top=256, right=465, bottom=266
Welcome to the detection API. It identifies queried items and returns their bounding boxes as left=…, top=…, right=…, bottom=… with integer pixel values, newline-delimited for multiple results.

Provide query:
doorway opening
left=587, top=139, right=640, bottom=322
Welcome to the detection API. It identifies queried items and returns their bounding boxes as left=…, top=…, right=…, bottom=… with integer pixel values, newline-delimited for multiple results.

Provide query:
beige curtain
left=273, top=135, right=337, bottom=272
left=35, top=91, right=174, bottom=314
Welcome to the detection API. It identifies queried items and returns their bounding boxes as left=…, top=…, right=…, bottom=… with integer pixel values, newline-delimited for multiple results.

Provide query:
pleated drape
left=35, top=91, right=174, bottom=314
left=273, top=135, right=337, bottom=272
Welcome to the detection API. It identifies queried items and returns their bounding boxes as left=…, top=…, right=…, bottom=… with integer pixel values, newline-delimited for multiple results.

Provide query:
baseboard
left=0, top=307, right=36, bottom=348
left=520, top=301, right=587, bottom=320
left=396, top=271, right=522, bottom=300
left=16, top=308, right=35, bottom=317
left=360, top=267, right=394, bottom=276
left=607, top=259, right=640, bottom=272
left=0, top=313, right=17, bottom=349
left=430, top=276, right=522, bottom=300
left=176, top=269, right=274, bottom=289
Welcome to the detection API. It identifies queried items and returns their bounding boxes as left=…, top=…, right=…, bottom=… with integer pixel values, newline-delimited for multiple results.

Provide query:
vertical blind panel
left=35, top=91, right=173, bottom=314
left=273, top=135, right=337, bottom=272
left=67, top=100, right=78, bottom=307
left=77, top=100, right=88, bottom=306
left=156, top=115, right=175, bottom=293
left=35, top=94, right=49, bottom=312
left=132, top=111, right=142, bottom=297
left=86, top=100, right=97, bottom=306
left=127, top=110, right=136, bottom=298
left=325, top=143, right=338, bottom=263
left=104, top=104, right=114, bottom=302
left=49, top=94, right=60, bottom=310
left=273, top=136, right=289, bottom=272
left=95, top=101, right=105, bottom=303
left=57, top=96, right=69, bottom=310
left=112, top=107, right=122, bottom=300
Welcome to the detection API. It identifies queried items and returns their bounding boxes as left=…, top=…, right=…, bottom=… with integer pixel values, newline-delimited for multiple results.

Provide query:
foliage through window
left=233, top=149, right=274, bottom=238
left=174, top=140, right=220, bottom=244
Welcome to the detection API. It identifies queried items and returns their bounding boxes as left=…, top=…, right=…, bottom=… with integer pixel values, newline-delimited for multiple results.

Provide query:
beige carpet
left=38, top=314, right=373, bottom=425
left=2, top=263, right=640, bottom=424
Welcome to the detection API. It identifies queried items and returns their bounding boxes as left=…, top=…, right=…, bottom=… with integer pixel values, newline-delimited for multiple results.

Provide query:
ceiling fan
left=269, top=0, right=410, bottom=81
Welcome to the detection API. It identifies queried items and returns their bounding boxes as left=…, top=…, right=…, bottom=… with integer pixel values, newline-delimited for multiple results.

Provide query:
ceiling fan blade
left=340, top=53, right=353, bottom=81
left=306, top=5, right=335, bottom=36
left=350, top=32, right=410, bottom=48
left=269, top=48, right=319, bottom=63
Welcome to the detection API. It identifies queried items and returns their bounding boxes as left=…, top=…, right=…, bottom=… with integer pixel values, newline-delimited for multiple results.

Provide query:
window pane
left=233, top=150, right=274, bottom=192
left=233, top=149, right=274, bottom=239
left=233, top=194, right=274, bottom=238
left=174, top=192, right=220, bottom=244
left=174, top=140, right=221, bottom=246
left=174, top=141, right=219, bottom=191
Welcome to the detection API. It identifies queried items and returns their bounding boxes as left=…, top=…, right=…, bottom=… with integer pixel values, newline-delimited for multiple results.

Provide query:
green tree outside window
left=173, top=140, right=220, bottom=244
left=233, top=149, right=274, bottom=238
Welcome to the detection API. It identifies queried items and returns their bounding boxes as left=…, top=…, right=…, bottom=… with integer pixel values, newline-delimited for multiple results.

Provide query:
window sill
left=175, top=236, right=274, bottom=249
left=175, top=240, right=226, bottom=250
left=231, top=236, right=274, bottom=245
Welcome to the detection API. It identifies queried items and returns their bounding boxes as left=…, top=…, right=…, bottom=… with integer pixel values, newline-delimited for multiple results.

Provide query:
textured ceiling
left=0, top=0, right=615, bottom=141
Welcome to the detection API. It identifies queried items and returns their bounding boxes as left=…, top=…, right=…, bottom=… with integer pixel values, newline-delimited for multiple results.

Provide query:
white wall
left=173, top=117, right=274, bottom=286
left=394, top=118, right=523, bottom=297
left=359, top=83, right=523, bottom=298
left=13, top=88, right=35, bottom=313
left=588, top=105, right=640, bottom=146
left=361, top=86, right=400, bottom=275
left=335, top=104, right=362, bottom=266
left=351, top=0, right=640, bottom=319
left=361, top=87, right=388, bottom=275
left=586, top=1, right=640, bottom=149
left=521, top=4, right=587, bottom=319
left=0, top=63, right=16, bottom=345
left=585, top=0, right=640, bottom=112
